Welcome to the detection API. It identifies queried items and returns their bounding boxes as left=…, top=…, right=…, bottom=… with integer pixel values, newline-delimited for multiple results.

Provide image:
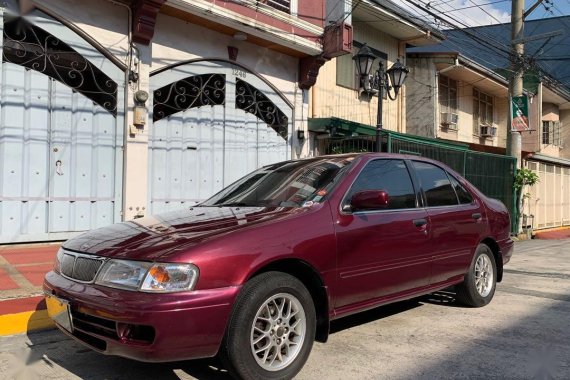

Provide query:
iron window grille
left=472, top=88, right=494, bottom=136
left=439, top=75, right=458, bottom=114
left=259, top=0, right=291, bottom=14
left=542, top=120, right=561, bottom=146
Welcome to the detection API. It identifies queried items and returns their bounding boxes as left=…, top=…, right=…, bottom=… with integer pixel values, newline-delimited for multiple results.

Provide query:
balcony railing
left=260, top=0, right=291, bottom=14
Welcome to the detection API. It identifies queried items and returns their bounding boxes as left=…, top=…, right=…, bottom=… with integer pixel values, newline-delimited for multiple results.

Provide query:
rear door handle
left=413, top=218, right=427, bottom=227
left=472, top=213, right=482, bottom=220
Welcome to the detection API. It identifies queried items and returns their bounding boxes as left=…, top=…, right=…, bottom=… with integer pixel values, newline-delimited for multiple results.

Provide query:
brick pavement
left=0, top=243, right=60, bottom=335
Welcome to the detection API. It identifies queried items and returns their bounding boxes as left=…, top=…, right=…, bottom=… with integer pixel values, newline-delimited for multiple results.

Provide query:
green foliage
left=514, top=168, right=539, bottom=191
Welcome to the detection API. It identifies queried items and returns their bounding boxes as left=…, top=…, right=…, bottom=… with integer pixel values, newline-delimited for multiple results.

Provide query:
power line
left=404, top=0, right=513, bottom=57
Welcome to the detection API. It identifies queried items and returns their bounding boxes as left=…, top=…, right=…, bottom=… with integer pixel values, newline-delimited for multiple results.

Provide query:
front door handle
left=472, top=213, right=482, bottom=220
left=413, top=218, right=427, bottom=227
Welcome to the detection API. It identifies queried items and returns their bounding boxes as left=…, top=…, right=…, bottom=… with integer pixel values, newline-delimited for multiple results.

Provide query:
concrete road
left=1, top=239, right=569, bottom=379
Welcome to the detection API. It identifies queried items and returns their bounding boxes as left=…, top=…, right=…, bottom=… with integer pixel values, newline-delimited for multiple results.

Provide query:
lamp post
left=353, top=44, right=409, bottom=152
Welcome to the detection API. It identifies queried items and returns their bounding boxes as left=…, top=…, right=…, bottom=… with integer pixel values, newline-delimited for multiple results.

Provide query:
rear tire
left=221, top=272, right=316, bottom=380
left=455, top=244, right=497, bottom=307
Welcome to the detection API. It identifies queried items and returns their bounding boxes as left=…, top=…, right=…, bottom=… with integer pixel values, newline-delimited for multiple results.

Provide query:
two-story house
left=0, top=0, right=337, bottom=243
left=406, top=16, right=570, bottom=231
left=307, top=0, right=443, bottom=155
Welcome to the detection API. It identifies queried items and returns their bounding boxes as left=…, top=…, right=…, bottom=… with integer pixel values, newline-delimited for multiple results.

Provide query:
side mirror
left=350, top=190, right=389, bottom=211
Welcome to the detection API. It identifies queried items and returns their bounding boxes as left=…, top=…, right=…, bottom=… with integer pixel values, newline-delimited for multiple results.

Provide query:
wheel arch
left=247, top=258, right=330, bottom=343
left=480, top=237, right=503, bottom=282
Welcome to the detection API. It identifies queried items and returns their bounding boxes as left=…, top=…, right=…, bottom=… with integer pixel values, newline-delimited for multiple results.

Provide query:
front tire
left=221, top=272, right=316, bottom=380
left=455, top=244, right=497, bottom=307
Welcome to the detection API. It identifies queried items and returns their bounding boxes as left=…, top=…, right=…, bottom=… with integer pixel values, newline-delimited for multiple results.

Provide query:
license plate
left=45, top=294, right=73, bottom=333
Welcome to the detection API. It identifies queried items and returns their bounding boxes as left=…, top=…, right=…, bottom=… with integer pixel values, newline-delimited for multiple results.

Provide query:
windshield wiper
left=215, top=202, right=253, bottom=207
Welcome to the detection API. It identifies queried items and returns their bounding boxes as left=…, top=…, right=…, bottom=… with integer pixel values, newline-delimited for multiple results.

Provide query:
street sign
left=511, top=95, right=530, bottom=132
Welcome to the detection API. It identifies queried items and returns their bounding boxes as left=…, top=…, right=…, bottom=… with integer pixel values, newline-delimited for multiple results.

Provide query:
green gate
left=380, top=131, right=517, bottom=232
left=315, top=130, right=517, bottom=232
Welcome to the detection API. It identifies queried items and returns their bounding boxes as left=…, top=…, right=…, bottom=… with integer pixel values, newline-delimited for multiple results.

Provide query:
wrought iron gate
left=148, top=60, right=292, bottom=214
left=0, top=9, right=124, bottom=243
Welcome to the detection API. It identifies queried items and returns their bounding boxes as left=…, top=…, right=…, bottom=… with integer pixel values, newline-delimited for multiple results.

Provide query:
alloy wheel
left=250, top=293, right=306, bottom=371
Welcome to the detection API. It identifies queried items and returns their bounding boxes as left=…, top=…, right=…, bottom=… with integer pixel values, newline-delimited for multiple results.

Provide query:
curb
left=534, top=226, right=570, bottom=240
left=0, top=296, right=55, bottom=336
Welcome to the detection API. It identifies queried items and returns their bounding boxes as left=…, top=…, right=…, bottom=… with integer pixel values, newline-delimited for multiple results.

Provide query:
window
left=439, top=75, right=458, bottom=113
left=542, top=121, right=561, bottom=146
left=473, top=89, right=494, bottom=135
left=202, top=157, right=355, bottom=208
left=412, top=161, right=458, bottom=207
left=259, top=0, right=291, bottom=13
left=345, top=159, right=417, bottom=210
left=337, top=41, right=387, bottom=94
left=448, top=175, right=473, bottom=204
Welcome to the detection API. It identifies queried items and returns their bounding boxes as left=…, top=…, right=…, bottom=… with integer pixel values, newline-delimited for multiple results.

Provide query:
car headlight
left=140, top=264, right=199, bottom=292
left=95, top=259, right=151, bottom=291
left=95, top=259, right=199, bottom=293
left=54, top=247, right=65, bottom=273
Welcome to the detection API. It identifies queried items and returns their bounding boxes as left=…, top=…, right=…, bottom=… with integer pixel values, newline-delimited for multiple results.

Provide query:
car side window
left=412, top=161, right=458, bottom=207
left=448, top=174, right=474, bottom=204
left=346, top=159, right=417, bottom=210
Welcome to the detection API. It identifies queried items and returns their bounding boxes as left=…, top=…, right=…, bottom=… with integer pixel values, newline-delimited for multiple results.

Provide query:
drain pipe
left=108, top=0, right=133, bottom=222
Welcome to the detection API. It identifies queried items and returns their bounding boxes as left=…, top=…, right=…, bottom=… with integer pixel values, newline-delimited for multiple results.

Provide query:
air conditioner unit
left=441, top=112, right=459, bottom=125
left=480, top=125, right=497, bottom=137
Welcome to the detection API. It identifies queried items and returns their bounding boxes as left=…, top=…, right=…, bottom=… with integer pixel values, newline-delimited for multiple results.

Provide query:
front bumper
left=43, top=271, right=240, bottom=362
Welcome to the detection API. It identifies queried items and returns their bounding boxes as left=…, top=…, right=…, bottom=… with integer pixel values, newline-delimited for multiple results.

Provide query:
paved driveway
left=1, top=239, right=569, bottom=379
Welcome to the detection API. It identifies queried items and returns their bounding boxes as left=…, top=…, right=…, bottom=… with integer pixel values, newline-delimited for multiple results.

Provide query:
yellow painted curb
left=0, top=310, right=55, bottom=336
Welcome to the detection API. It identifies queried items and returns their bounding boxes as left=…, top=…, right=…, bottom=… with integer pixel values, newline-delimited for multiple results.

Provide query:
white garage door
left=0, top=9, right=124, bottom=243
left=148, top=60, right=292, bottom=214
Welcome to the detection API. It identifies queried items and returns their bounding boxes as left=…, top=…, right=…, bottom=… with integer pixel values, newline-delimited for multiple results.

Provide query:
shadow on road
left=23, top=326, right=231, bottom=380
left=330, top=299, right=423, bottom=334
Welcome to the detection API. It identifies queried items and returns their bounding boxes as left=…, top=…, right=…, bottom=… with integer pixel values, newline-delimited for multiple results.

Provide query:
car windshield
left=200, top=156, right=356, bottom=208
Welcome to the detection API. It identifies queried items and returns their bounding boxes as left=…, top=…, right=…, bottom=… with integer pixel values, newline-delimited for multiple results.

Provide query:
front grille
left=73, top=256, right=104, bottom=281
left=59, top=251, right=105, bottom=282
left=60, top=253, right=76, bottom=278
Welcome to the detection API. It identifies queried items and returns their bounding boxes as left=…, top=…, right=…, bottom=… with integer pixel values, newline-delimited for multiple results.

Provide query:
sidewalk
left=0, top=243, right=60, bottom=336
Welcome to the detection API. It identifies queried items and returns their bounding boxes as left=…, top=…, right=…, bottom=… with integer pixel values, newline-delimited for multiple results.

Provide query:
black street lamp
left=353, top=44, right=409, bottom=152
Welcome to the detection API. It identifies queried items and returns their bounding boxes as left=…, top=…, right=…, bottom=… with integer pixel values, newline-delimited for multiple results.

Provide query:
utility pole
left=508, top=0, right=525, bottom=169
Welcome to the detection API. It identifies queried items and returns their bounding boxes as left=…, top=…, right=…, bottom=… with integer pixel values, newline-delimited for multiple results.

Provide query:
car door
left=334, top=159, right=432, bottom=309
left=410, top=161, right=486, bottom=285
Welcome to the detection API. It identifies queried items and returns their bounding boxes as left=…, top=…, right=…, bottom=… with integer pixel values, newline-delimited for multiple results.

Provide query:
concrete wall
left=406, top=57, right=436, bottom=138
left=561, top=109, right=570, bottom=159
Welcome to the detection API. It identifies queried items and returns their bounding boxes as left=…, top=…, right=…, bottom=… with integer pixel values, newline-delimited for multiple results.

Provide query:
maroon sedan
left=44, top=153, right=513, bottom=379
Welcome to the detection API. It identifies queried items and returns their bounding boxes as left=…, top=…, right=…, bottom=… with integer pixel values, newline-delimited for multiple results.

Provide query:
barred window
left=439, top=75, right=458, bottom=113
left=542, top=121, right=561, bottom=146
left=259, top=0, right=290, bottom=13
left=473, top=89, right=494, bottom=135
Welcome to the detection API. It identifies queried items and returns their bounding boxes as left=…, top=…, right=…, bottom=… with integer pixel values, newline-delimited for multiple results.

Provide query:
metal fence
left=316, top=131, right=517, bottom=231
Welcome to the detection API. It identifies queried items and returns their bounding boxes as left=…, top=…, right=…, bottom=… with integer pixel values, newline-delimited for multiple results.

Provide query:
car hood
left=63, top=206, right=309, bottom=261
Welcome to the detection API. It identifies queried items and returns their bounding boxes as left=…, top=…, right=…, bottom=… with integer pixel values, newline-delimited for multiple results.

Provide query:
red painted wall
left=204, top=0, right=323, bottom=41
left=298, top=0, right=325, bottom=28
